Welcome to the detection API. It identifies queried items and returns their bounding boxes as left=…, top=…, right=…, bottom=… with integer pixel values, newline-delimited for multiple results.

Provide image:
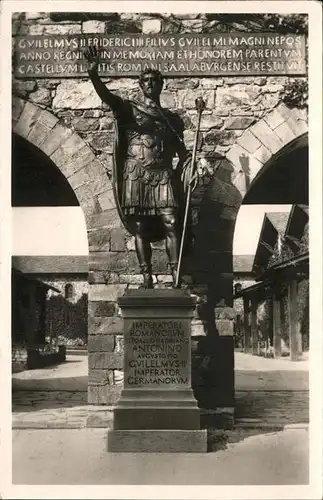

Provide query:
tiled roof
left=266, top=212, right=290, bottom=234
left=233, top=255, right=255, bottom=273
left=12, top=256, right=89, bottom=274
left=12, top=268, right=61, bottom=292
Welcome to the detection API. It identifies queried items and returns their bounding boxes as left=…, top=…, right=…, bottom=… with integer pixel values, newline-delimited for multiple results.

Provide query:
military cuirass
left=124, top=104, right=176, bottom=186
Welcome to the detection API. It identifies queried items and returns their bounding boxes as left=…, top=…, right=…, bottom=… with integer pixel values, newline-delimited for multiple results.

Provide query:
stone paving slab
left=12, top=389, right=309, bottom=430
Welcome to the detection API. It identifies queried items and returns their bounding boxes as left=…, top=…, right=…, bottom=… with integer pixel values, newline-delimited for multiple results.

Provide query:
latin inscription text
left=125, top=320, right=189, bottom=387
left=14, top=33, right=306, bottom=77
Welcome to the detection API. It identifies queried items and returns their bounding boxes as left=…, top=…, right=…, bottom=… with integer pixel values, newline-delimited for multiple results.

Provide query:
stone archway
left=12, top=96, right=125, bottom=404
left=12, top=97, right=116, bottom=221
left=225, top=102, right=308, bottom=199
left=198, top=102, right=308, bottom=330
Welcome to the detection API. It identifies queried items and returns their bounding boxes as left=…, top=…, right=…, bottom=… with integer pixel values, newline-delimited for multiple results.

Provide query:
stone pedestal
left=107, top=289, right=207, bottom=453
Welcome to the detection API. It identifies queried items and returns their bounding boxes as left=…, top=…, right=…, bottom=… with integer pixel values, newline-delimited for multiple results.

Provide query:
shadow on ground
left=207, top=428, right=281, bottom=452
left=234, top=390, right=309, bottom=427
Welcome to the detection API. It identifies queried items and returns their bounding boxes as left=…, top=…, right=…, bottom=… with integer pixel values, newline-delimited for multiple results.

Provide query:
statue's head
left=139, top=69, right=164, bottom=99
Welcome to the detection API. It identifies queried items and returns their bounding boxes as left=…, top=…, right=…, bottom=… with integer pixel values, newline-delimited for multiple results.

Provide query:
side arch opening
left=12, top=133, right=80, bottom=207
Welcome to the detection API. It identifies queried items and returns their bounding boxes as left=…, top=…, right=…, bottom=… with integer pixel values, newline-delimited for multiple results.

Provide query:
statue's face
left=139, top=72, right=163, bottom=99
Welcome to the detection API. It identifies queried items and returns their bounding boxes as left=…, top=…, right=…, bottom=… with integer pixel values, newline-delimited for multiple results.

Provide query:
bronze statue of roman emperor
left=85, top=45, right=197, bottom=288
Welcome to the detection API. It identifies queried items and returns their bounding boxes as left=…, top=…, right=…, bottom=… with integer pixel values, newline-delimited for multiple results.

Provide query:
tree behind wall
left=46, top=293, right=88, bottom=345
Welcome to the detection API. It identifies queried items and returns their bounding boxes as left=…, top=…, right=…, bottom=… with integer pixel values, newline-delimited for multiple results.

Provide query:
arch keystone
left=249, top=119, right=284, bottom=154
left=274, top=121, right=297, bottom=144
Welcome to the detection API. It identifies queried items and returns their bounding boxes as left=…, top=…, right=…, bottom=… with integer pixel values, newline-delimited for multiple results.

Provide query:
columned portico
left=237, top=254, right=309, bottom=360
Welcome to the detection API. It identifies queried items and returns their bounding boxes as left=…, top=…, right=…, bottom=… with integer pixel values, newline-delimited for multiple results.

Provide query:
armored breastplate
left=127, top=132, right=165, bottom=169
left=126, top=106, right=172, bottom=170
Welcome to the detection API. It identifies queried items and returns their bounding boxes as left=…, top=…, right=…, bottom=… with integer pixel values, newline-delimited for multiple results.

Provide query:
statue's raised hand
left=84, top=44, right=100, bottom=73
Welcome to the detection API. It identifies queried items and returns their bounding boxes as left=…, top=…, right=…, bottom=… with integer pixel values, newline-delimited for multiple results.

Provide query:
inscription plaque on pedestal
left=125, top=319, right=190, bottom=389
left=107, top=289, right=207, bottom=453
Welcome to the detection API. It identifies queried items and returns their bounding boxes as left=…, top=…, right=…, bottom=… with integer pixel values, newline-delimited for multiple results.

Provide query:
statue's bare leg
left=159, top=208, right=181, bottom=288
left=135, top=218, right=153, bottom=289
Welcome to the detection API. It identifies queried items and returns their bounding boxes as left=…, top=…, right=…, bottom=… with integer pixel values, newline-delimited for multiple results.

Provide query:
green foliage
left=46, top=293, right=88, bottom=344
left=280, top=79, right=308, bottom=109
left=299, top=222, right=309, bottom=253
left=202, top=14, right=308, bottom=34
left=268, top=218, right=309, bottom=269
left=268, top=238, right=294, bottom=267
left=262, top=14, right=308, bottom=34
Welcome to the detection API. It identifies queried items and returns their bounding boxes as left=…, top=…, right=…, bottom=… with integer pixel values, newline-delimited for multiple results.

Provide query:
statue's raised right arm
left=84, top=45, right=123, bottom=113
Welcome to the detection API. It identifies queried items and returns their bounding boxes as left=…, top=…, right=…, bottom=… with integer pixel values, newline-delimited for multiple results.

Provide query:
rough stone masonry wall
left=12, top=12, right=308, bottom=408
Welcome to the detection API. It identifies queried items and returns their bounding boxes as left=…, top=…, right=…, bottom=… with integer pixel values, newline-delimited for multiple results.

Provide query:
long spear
left=175, top=97, right=206, bottom=288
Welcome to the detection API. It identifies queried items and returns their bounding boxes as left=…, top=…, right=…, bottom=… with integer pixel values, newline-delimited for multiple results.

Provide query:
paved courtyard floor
left=12, top=351, right=309, bottom=392
left=10, top=352, right=311, bottom=486
left=12, top=352, right=309, bottom=430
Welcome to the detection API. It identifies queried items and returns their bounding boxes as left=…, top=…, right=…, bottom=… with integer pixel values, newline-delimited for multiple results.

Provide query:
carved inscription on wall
left=124, top=320, right=190, bottom=388
left=14, top=33, right=306, bottom=77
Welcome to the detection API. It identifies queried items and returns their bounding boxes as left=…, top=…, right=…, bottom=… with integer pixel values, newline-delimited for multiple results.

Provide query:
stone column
left=250, top=297, right=258, bottom=355
left=273, top=290, right=282, bottom=358
left=266, top=297, right=273, bottom=354
left=107, top=288, right=207, bottom=453
left=243, top=296, right=250, bottom=353
left=38, top=287, right=47, bottom=344
left=235, top=313, right=242, bottom=348
left=288, top=279, right=301, bottom=361
left=296, top=320, right=303, bottom=357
